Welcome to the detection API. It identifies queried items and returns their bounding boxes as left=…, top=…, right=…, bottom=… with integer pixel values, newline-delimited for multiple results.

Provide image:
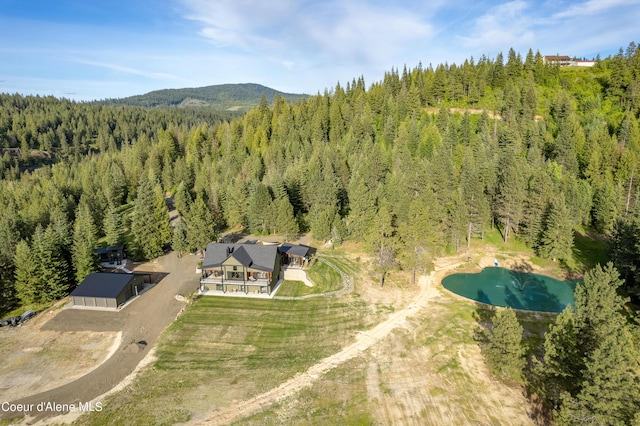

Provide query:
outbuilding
left=278, top=243, right=315, bottom=268
left=70, top=272, right=147, bottom=309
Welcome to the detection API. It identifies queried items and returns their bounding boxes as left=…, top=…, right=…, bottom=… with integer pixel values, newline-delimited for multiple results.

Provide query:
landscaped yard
left=276, top=258, right=348, bottom=297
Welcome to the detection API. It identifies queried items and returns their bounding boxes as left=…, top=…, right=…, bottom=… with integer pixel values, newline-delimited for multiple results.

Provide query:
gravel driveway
left=0, top=251, right=201, bottom=422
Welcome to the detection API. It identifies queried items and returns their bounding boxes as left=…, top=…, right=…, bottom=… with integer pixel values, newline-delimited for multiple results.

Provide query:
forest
left=1, top=43, right=640, bottom=423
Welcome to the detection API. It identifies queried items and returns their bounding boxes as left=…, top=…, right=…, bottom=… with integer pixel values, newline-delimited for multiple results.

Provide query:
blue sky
left=0, top=0, right=639, bottom=101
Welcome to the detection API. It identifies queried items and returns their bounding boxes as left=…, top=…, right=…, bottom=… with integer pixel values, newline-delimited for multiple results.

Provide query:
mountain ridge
left=97, top=82, right=307, bottom=111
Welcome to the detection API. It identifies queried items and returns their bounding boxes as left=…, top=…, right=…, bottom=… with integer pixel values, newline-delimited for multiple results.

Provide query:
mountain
left=98, top=83, right=307, bottom=111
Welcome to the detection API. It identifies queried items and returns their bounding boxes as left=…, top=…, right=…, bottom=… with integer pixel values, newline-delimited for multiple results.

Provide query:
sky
left=0, top=0, right=639, bottom=101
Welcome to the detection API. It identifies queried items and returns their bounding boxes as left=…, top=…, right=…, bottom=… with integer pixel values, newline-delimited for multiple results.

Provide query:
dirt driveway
left=0, top=251, right=201, bottom=423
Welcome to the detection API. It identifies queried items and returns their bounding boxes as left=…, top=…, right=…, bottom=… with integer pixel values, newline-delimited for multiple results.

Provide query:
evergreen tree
left=398, top=190, right=443, bottom=284
left=495, top=153, right=527, bottom=241
left=173, top=181, right=192, bottom=217
left=172, top=220, right=190, bottom=256
left=538, top=197, right=574, bottom=262
left=365, top=200, right=397, bottom=284
left=274, top=196, right=299, bottom=240
left=557, top=327, right=640, bottom=425
left=247, top=183, right=272, bottom=234
left=103, top=204, right=124, bottom=247
left=153, top=183, right=173, bottom=250
left=612, top=215, right=640, bottom=298
left=13, top=240, right=38, bottom=305
left=32, top=225, right=71, bottom=301
left=185, top=195, right=216, bottom=253
left=131, top=175, right=170, bottom=260
left=72, top=200, right=100, bottom=283
left=482, top=307, right=525, bottom=381
left=539, top=263, right=640, bottom=423
left=592, top=178, right=617, bottom=233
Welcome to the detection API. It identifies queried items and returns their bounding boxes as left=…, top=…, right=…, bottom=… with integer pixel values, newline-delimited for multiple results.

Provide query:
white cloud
left=457, top=0, right=535, bottom=51
left=553, top=0, right=640, bottom=19
left=178, top=0, right=433, bottom=69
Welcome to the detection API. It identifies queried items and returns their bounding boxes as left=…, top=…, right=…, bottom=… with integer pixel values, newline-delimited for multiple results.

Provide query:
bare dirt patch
left=229, top=255, right=535, bottom=425
left=0, top=309, right=120, bottom=402
left=0, top=251, right=202, bottom=424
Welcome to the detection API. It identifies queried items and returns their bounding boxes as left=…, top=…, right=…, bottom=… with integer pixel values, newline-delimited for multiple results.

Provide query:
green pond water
left=441, top=267, right=579, bottom=313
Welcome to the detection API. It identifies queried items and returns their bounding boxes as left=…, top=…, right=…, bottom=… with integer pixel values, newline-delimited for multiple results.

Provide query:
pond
left=441, top=267, right=579, bottom=313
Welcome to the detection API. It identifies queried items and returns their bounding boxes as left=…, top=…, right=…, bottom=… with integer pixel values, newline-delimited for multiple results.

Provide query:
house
left=97, top=245, right=125, bottom=265
left=200, top=242, right=281, bottom=295
left=544, top=55, right=595, bottom=67
left=278, top=243, right=315, bottom=268
left=70, top=272, right=148, bottom=309
left=573, top=59, right=596, bottom=67
left=544, top=55, right=572, bottom=66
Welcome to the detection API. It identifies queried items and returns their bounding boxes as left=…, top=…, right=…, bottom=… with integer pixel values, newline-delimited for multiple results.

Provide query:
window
left=233, top=266, right=237, bottom=271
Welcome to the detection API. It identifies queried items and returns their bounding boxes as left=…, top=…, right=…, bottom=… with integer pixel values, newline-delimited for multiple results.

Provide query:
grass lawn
left=276, top=257, right=352, bottom=297
left=79, top=294, right=372, bottom=425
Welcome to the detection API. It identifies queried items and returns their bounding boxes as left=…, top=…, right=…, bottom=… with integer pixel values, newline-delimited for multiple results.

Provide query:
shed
left=97, top=245, right=125, bottom=265
left=278, top=243, right=315, bottom=268
left=70, top=273, right=147, bottom=309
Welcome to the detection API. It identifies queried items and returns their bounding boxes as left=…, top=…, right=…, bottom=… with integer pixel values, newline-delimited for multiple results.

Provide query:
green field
left=80, top=294, right=373, bottom=425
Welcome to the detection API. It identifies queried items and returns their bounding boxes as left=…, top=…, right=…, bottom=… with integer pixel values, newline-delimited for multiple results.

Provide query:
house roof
left=544, top=55, right=571, bottom=61
left=97, top=245, right=124, bottom=255
left=70, top=272, right=135, bottom=299
left=279, top=243, right=311, bottom=257
left=202, top=243, right=278, bottom=272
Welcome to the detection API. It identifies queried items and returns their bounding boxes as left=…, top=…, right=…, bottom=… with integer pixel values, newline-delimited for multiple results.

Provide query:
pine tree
left=540, top=263, right=640, bottom=423
left=14, top=240, right=39, bottom=305
left=103, top=204, right=124, bottom=247
left=247, top=183, right=272, bottom=234
left=274, top=197, right=299, bottom=240
left=153, top=183, right=173, bottom=250
left=495, top=153, right=527, bottom=242
left=32, top=225, right=71, bottom=301
left=72, top=200, right=100, bottom=283
left=131, top=175, right=170, bottom=260
left=398, top=190, right=443, bottom=284
left=557, top=327, right=640, bottom=425
left=173, top=181, right=192, bottom=217
left=592, top=178, right=617, bottom=234
left=346, top=173, right=377, bottom=241
left=538, top=197, right=574, bottom=262
left=172, top=220, right=190, bottom=256
left=482, top=307, right=525, bottom=381
left=185, top=195, right=216, bottom=253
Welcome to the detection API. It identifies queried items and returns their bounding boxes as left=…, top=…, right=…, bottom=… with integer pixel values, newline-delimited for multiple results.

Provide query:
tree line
left=1, top=42, right=640, bottom=424
left=1, top=44, right=640, bottom=305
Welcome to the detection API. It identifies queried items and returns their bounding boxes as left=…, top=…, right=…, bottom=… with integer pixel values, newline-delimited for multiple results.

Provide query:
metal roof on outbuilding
left=70, top=272, right=135, bottom=299
left=279, top=243, right=311, bottom=257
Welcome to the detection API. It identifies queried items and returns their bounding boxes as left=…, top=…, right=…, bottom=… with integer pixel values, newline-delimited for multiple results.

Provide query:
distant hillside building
left=544, top=55, right=595, bottom=67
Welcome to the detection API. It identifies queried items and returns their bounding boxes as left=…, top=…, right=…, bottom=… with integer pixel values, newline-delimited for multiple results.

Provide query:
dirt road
left=0, top=252, right=201, bottom=423
left=189, top=260, right=459, bottom=425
